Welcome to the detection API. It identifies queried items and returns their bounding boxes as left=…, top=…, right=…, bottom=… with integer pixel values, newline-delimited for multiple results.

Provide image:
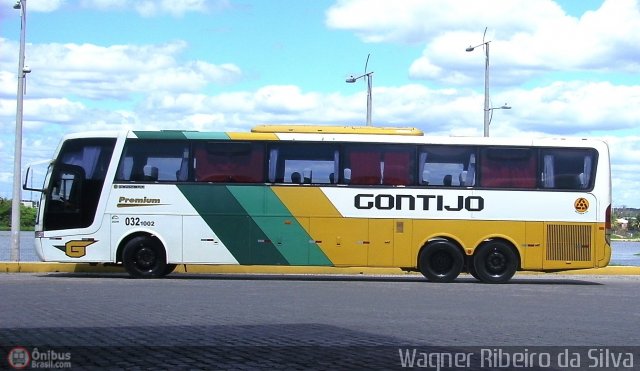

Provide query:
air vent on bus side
left=546, top=224, right=592, bottom=261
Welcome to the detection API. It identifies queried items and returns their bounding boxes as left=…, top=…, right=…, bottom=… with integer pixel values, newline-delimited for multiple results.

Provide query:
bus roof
left=251, top=125, right=424, bottom=136
left=65, top=128, right=607, bottom=152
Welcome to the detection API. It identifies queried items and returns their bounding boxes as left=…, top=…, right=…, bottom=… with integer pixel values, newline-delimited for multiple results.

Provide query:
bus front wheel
left=418, top=240, right=464, bottom=283
left=472, top=241, right=518, bottom=284
left=122, top=236, right=169, bottom=278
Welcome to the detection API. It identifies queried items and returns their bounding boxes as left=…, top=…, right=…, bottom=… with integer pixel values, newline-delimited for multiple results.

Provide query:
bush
left=0, top=198, right=37, bottom=230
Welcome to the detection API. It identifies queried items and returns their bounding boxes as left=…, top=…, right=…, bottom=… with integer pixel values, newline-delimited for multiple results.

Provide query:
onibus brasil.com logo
left=7, top=347, right=72, bottom=369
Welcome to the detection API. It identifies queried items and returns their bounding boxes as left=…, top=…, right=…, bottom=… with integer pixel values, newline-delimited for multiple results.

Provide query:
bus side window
left=343, top=168, right=351, bottom=184
left=346, top=144, right=414, bottom=186
left=421, top=169, right=430, bottom=185
left=116, top=141, right=189, bottom=182
left=541, top=148, right=596, bottom=190
left=176, top=149, right=190, bottom=181
left=443, top=175, right=452, bottom=186
left=348, top=150, right=381, bottom=185
left=419, top=145, right=475, bottom=187
left=268, top=142, right=339, bottom=184
left=143, top=165, right=158, bottom=181
left=458, top=171, right=467, bottom=186
left=194, top=142, right=264, bottom=183
left=383, top=150, right=413, bottom=185
left=291, top=171, right=302, bottom=184
left=479, top=147, right=536, bottom=188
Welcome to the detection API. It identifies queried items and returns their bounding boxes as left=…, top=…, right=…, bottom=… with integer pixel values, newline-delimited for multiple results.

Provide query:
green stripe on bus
left=133, top=131, right=231, bottom=140
left=177, top=184, right=288, bottom=265
left=133, top=131, right=190, bottom=139
left=182, top=132, right=230, bottom=140
left=227, top=186, right=332, bottom=266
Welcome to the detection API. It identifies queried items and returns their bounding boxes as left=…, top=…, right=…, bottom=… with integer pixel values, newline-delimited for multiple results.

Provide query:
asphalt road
left=1, top=273, right=639, bottom=370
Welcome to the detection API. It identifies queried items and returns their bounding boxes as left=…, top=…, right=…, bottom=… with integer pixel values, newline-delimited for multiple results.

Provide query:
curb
left=1, top=262, right=640, bottom=276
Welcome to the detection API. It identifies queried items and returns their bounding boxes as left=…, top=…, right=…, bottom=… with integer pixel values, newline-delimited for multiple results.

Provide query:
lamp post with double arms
left=346, top=54, right=374, bottom=126
left=466, top=38, right=491, bottom=137
left=466, top=38, right=512, bottom=137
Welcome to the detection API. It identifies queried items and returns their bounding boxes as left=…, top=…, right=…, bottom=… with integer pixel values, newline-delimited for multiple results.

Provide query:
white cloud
left=0, top=39, right=243, bottom=101
left=329, top=0, right=640, bottom=86
left=606, top=136, right=640, bottom=207
left=0, top=0, right=226, bottom=27
left=497, top=81, right=640, bottom=135
left=326, top=0, right=563, bottom=44
left=1, top=0, right=66, bottom=12
left=254, top=85, right=319, bottom=114
left=80, top=0, right=227, bottom=17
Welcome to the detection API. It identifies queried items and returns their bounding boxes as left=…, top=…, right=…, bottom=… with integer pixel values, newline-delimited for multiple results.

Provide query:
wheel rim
left=134, top=246, right=157, bottom=270
left=485, top=249, right=507, bottom=275
left=431, top=251, right=453, bottom=275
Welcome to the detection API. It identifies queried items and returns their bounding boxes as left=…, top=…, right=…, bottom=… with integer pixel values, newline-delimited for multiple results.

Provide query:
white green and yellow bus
left=24, top=125, right=612, bottom=283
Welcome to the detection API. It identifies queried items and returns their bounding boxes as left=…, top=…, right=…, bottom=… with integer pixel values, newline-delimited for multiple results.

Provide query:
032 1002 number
left=124, top=217, right=155, bottom=227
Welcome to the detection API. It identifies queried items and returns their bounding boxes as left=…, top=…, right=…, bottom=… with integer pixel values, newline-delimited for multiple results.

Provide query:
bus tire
left=163, top=264, right=178, bottom=277
left=122, top=236, right=168, bottom=278
left=418, top=240, right=464, bottom=283
left=473, top=241, right=517, bottom=284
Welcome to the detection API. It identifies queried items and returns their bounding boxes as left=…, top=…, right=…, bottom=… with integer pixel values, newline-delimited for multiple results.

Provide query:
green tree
left=0, top=198, right=10, bottom=229
left=0, top=198, right=37, bottom=230
left=20, top=205, right=37, bottom=229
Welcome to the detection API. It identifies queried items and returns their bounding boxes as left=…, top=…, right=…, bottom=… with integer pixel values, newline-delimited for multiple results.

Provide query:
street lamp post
left=346, top=54, right=374, bottom=126
left=488, top=104, right=511, bottom=128
left=466, top=38, right=491, bottom=137
left=10, top=0, right=28, bottom=261
left=466, top=40, right=491, bottom=137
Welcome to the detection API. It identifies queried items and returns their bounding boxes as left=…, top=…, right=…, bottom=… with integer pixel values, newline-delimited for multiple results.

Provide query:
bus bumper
left=597, top=243, right=612, bottom=267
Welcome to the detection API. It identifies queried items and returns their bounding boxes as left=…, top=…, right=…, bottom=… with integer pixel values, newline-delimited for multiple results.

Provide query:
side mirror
left=23, top=166, right=44, bottom=192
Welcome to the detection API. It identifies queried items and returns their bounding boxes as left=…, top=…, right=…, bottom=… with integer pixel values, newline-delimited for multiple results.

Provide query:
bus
left=23, top=125, right=612, bottom=283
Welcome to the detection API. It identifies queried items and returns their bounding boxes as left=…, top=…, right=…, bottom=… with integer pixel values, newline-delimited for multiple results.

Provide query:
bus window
left=418, top=146, right=476, bottom=187
left=194, top=142, right=264, bottom=183
left=541, top=148, right=597, bottom=190
left=479, top=147, right=537, bottom=189
left=268, top=143, right=339, bottom=184
left=345, top=144, right=415, bottom=186
left=116, top=141, right=189, bottom=182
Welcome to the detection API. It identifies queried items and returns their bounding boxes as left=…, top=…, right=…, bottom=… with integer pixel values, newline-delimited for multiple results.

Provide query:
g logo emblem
left=65, top=240, right=96, bottom=258
left=574, top=198, right=589, bottom=214
left=54, top=240, right=97, bottom=258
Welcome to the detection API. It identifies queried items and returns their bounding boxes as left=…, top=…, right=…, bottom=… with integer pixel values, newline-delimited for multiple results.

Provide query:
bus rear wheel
left=472, top=241, right=517, bottom=284
left=122, top=236, right=169, bottom=278
left=418, top=240, right=464, bottom=283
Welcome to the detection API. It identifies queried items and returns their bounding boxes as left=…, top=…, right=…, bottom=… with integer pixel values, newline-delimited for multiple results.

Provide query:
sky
left=0, top=0, right=639, bottom=207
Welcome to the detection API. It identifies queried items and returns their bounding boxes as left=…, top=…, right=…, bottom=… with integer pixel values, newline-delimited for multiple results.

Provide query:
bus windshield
left=42, top=138, right=116, bottom=231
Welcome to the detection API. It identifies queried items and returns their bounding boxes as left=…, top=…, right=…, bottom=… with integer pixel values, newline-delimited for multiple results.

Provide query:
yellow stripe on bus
left=227, top=132, right=279, bottom=140
left=252, top=125, right=424, bottom=136
left=271, top=187, right=342, bottom=218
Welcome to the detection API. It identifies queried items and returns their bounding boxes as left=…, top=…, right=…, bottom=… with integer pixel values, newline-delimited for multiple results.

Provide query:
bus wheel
left=163, top=264, right=178, bottom=277
left=418, top=240, right=464, bottom=283
left=473, top=241, right=517, bottom=284
left=122, top=236, right=168, bottom=278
